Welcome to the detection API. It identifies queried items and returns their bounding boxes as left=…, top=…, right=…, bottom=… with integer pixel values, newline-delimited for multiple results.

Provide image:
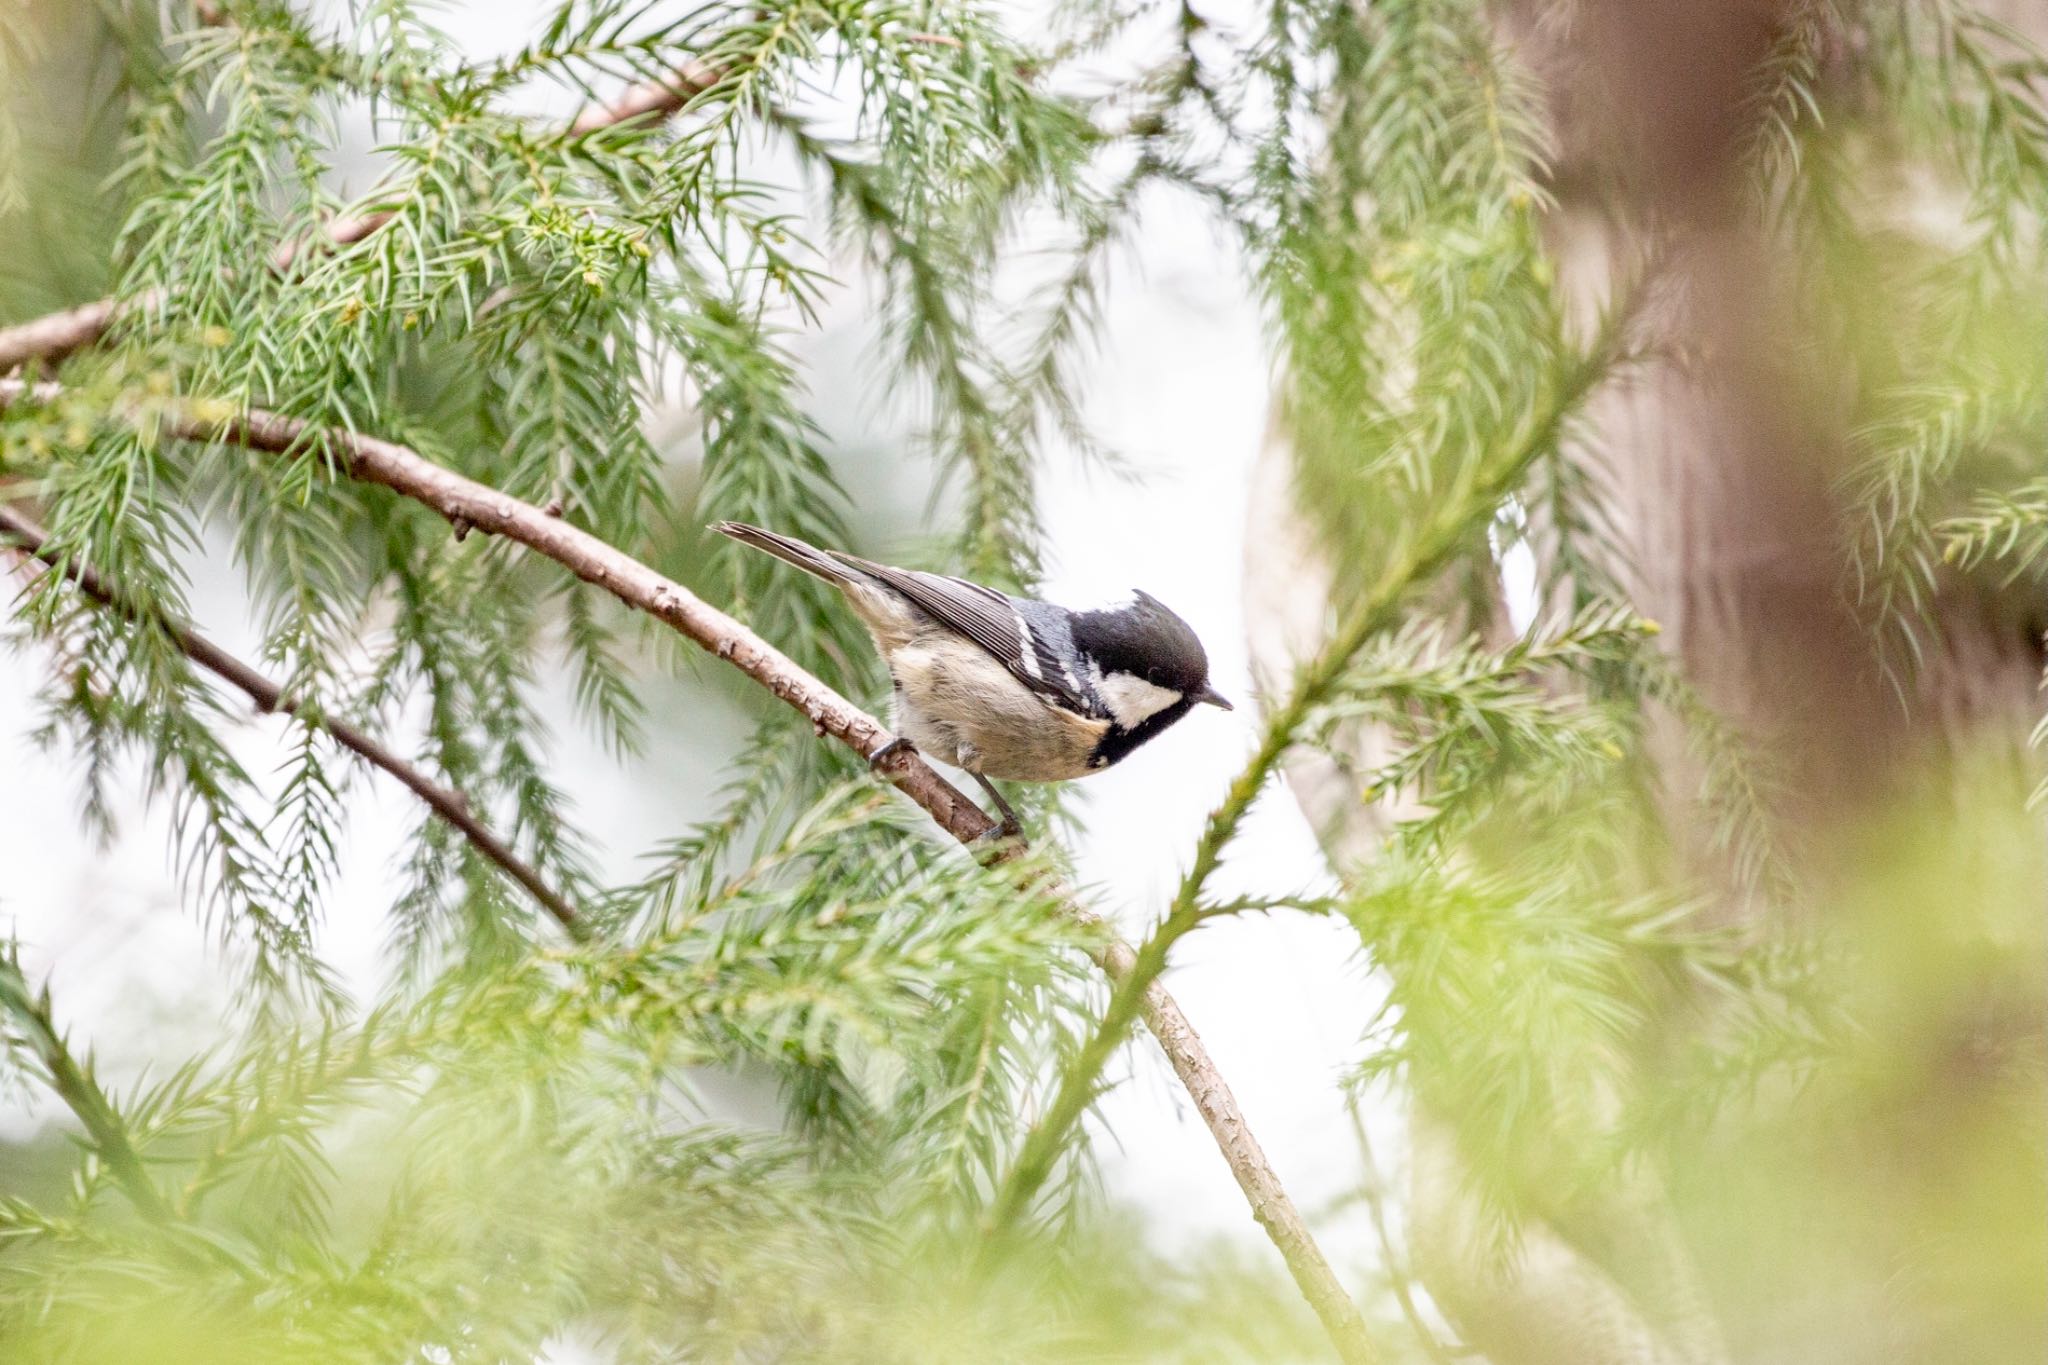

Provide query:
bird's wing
left=842, top=559, right=1098, bottom=714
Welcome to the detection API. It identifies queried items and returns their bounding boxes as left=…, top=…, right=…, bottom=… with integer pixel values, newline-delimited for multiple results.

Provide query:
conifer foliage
left=1, top=1, right=2044, bottom=1361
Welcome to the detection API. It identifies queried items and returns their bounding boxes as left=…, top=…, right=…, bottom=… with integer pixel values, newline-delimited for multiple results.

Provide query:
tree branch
left=570, top=58, right=723, bottom=134
left=0, top=502, right=586, bottom=940
left=0, top=377, right=1378, bottom=1364
left=0, top=298, right=122, bottom=376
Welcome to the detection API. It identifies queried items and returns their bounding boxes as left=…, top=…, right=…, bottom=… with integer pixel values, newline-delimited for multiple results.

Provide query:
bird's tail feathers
left=712, top=521, right=857, bottom=586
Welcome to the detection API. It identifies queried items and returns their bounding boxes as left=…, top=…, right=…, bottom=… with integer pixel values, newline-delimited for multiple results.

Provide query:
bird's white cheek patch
left=1095, top=670, right=1183, bottom=729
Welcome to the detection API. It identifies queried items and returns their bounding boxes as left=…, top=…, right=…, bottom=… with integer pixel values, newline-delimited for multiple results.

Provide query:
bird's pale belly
left=887, top=639, right=1109, bottom=782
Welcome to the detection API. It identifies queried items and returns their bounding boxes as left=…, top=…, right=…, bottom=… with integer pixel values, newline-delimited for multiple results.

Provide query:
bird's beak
left=1196, top=683, right=1233, bottom=711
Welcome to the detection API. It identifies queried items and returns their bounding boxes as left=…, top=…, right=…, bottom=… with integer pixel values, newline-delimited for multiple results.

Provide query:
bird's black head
left=1070, top=591, right=1231, bottom=769
left=1070, top=591, right=1219, bottom=699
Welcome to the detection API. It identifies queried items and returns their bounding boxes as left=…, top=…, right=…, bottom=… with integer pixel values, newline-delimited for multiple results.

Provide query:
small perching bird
left=716, top=523, right=1232, bottom=836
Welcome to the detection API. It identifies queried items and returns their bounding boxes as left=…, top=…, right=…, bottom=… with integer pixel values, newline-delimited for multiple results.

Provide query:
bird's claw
left=971, top=816, right=1024, bottom=847
left=868, top=735, right=916, bottom=768
left=967, top=772, right=1025, bottom=845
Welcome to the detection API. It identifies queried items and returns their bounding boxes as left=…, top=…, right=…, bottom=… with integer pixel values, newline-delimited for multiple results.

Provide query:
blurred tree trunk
left=1524, top=0, right=2044, bottom=864
left=1248, top=2, right=2046, bottom=1360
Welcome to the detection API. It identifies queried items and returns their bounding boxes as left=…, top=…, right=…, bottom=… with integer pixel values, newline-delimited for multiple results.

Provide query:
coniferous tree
left=0, top=1, right=2042, bottom=1362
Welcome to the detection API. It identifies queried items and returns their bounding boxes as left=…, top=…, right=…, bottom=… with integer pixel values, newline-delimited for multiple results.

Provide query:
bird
left=715, top=522, right=1232, bottom=836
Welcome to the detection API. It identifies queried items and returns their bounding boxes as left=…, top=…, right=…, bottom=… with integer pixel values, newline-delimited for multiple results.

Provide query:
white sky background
left=0, top=0, right=1428, bottom=1332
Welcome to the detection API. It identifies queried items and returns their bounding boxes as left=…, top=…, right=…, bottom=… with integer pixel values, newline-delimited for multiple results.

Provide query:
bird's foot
left=969, top=817, right=1025, bottom=849
left=868, top=735, right=916, bottom=768
left=968, top=808, right=1024, bottom=843
left=969, top=773, right=1026, bottom=845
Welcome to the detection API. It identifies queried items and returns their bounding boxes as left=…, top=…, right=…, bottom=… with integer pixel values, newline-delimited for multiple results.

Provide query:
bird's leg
left=868, top=735, right=916, bottom=767
left=971, top=773, right=1024, bottom=841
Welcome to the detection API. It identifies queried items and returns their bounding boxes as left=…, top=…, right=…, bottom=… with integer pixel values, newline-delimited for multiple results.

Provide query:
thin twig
left=0, top=45, right=715, bottom=375
left=569, top=58, right=723, bottom=133
left=0, top=502, right=585, bottom=940
left=0, top=377, right=1377, bottom=1364
left=984, top=326, right=1629, bottom=1251
left=1343, top=1096, right=1471, bottom=1364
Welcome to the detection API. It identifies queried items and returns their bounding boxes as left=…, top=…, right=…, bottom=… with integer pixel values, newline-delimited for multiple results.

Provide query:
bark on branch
left=0, top=377, right=1377, bottom=1364
left=0, top=502, right=586, bottom=939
